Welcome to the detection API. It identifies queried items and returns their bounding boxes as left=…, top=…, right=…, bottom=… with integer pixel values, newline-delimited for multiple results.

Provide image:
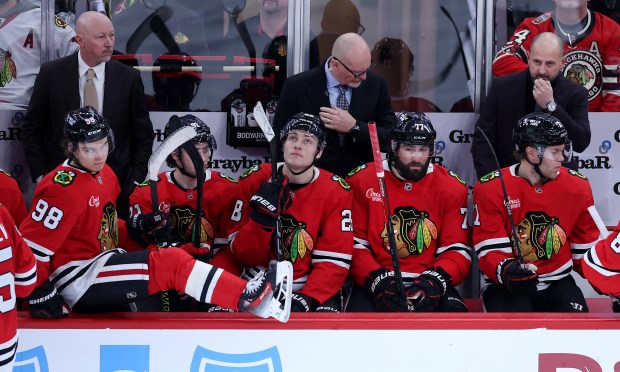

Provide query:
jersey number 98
left=31, top=199, right=64, bottom=230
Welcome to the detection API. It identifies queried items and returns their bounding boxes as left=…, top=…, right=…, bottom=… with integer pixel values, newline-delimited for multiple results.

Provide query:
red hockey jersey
left=0, top=204, right=36, bottom=366
left=20, top=161, right=121, bottom=286
left=493, top=10, right=620, bottom=111
left=229, top=163, right=353, bottom=304
left=473, top=166, right=599, bottom=291
left=0, top=170, right=27, bottom=226
left=582, top=221, right=620, bottom=296
left=346, top=161, right=472, bottom=288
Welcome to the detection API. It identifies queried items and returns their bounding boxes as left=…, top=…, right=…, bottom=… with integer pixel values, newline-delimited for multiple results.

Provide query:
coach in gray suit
left=274, top=33, right=395, bottom=177
left=471, top=32, right=590, bottom=180
left=23, top=11, right=154, bottom=218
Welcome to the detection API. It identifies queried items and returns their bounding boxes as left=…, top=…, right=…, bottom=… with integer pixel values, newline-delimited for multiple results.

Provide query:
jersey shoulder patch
left=567, top=169, right=588, bottom=180
left=52, top=170, right=77, bottom=186
left=448, top=170, right=467, bottom=186
left=218, top=173, right=237, bottom=183
left=346, top=164, right=367, bottom=179
left=330, top=174, right=351, bottom=191
left=479, top=170, right=500, bottom=184
left=532, top=12, right=552, bottom=25
left=240, top=164, right=261, bottom=179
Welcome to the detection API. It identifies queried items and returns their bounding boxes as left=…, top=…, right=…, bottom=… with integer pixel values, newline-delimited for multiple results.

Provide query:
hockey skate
left=238, top=260, right=293, bottom=322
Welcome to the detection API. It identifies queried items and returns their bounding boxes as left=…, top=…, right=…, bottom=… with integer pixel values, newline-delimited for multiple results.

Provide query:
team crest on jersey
left=381, top=206, right=437, bottom=258
left=532, top=12, right=551, bottom=24
left=174, top=32, right=189, bottom=45
left=219, top=173, right=237, bottom=183
left=0, top=47, right=16, bottom=88
left=53, top=170, right=76, bottom=186
left=346, top=164, right=367, bottom=178
left=562, top=50, right=603, bottom=101
left=479, top=170, right=499, bottom=183
left=448, top=170, right=466, bottom=185
left=331, top=175, right=351, bottom=190
left=158, top=201, right=171, bottom=214
left=98, top=202, right=119, bottom=252
left=54, top=15, right=69, bottom=29
left=510, top=211, right=567, bottom=262
left=567, top=168, right=588, bottom=180
left=240, top=165, right=260, bottom=179
left=279, top=214, right=314, bottom=263
left=170, top=205, right=214, bottom=246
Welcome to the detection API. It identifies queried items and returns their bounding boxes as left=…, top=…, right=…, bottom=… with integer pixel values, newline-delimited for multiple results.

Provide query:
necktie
left=336, top=84, right=349, bottom=148
left=84, top=68, right=98, bottom=111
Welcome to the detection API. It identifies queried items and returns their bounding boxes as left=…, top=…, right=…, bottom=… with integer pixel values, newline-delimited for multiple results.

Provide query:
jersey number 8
left=32, top=199, right=64, bottom=230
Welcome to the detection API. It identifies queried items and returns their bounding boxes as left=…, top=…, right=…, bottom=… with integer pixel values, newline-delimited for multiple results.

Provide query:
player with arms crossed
left=473, top=113, right=599, bottom=312
left=127, top=114, right=243, bottom=311
left=19, top=106, right=293, bottom=322
left=346, top=112, right=471, bottom=312
left=229, top=113, right=353, bottom=312
left=0, top=204, right=36, bottom=371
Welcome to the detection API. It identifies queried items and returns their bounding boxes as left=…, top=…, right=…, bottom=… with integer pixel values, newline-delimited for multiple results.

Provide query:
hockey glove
left=497, top=258, right=539, bottom=296
left=27, top=280, right=70, bottom=319
left=127, top=212, right=171, bottom=244
left=365, top=268, right=411, bottom=312
left=406, top=267, right=449, bottom=312
left=249, top=175, right=291, bottom=229
left=291, top=292, right=314, bottom=312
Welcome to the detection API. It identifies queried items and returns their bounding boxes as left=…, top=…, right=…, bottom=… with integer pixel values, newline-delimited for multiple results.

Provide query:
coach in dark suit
left=23, top=11, right=154, bottom=218
left=471, top=32, right=590, bottom=180
left=274, top=33, right=395, bottom=177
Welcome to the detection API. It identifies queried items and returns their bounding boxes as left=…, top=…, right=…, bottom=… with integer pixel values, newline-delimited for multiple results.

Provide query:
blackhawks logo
left=170, top=205, right=214, bottom=247
left=279, top=214, right=314, bottom=263
left=53, top=170, right=76, bottom=186
left=0, top=48, right=16, bottom=88
left=381, top=206, right=437, bottom=258
left=479, top=170, right=500, bottom=183
left=510, top=211, right=567, bottom=262
left=562, top=50, right=603, bottom=102
left=98, top=202, right=119, bottom=252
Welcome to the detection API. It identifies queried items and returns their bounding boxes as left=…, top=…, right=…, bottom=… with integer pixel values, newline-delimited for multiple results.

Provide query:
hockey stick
left=368, top=122, right=407, bottom=302
left=179, top=141, right=207, bottom=256
left=474, top=126, right=525, bottom=266
left=588, top=205, right=610, bottom=239
left=253, top=101, right=283, bottom=261
left=126, top=6, right=173, bottom=55
left=440, top=5, right=471, bottom=81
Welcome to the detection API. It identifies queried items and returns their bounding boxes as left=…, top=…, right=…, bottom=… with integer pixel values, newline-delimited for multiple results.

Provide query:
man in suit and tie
left=273, top=32, right=395, bottom=177
left=22, top=11, right=154, bottom=219
left=471, top=32, right=590, bottom=180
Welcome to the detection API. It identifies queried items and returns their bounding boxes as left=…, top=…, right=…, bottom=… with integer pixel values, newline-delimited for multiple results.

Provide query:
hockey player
left=0, top=204, right=37, bottom=371
left=346, top=112, right=471, bottom=312
left=19, top=106, right=293, bottom=322
left=493, top=0, right=620, bottom=111
left=473, top=113, right=600, bottom=312
left=127, top=114, right=243, bottom=311
left=228, top=113, right=353, bottom=312
left=0, top=170, right=27, bottom=226
left=0, top=0, right=78, bottom=106
left=582, top=222, right=620, bottom=312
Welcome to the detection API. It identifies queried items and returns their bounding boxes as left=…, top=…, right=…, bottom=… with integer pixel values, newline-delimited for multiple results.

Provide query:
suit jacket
left=22, top=52, right=154, bottom=214
left=273, top=63, right=396, bottom=177
left=471, top=69, right=590, bottom=179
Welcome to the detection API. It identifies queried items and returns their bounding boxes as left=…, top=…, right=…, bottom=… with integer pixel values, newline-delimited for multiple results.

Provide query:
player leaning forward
left=20, top=106, right=293, bottom=322
left=346, top=112, right=472, bottom=312
left=228, top=113, right=353, bottom=312
left=473, top=113, right=600, bottom=312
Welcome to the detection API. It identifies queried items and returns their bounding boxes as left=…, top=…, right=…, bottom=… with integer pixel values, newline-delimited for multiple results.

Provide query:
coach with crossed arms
left=273, top=32, right=395, bottom=177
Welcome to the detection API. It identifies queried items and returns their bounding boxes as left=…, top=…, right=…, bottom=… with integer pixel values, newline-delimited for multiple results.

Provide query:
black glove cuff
left=249, top=209, right=277, bottom=229
left=365, top=268, right=393, bottom=294
left=419, top=267, right=450, bottom=296
left=291, top=292, right=314, bottom=312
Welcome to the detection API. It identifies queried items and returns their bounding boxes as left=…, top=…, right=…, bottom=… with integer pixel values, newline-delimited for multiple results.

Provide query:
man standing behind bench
left=22, top=11, right=153, bottom=219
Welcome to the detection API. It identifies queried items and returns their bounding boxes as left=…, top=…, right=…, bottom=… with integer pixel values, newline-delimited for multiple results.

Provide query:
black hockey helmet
left=280, top=113, right=326, bottom=150
left=513, top=113, right=570, bottom=152
left=153, top=53, right=201, bottom=111
left=64, top=106, right=115, bottom=150
left=165, top=114, right=216, bottom=167
left=391, top=111, right=436, bottom=154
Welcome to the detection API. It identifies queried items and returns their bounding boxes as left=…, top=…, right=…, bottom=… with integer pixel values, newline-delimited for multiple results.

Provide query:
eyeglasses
left=333, top=57, right=375, bottom=79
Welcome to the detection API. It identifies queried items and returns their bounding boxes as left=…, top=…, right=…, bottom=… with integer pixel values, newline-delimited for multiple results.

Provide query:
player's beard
left=392, top=156, right=430, bottom=182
